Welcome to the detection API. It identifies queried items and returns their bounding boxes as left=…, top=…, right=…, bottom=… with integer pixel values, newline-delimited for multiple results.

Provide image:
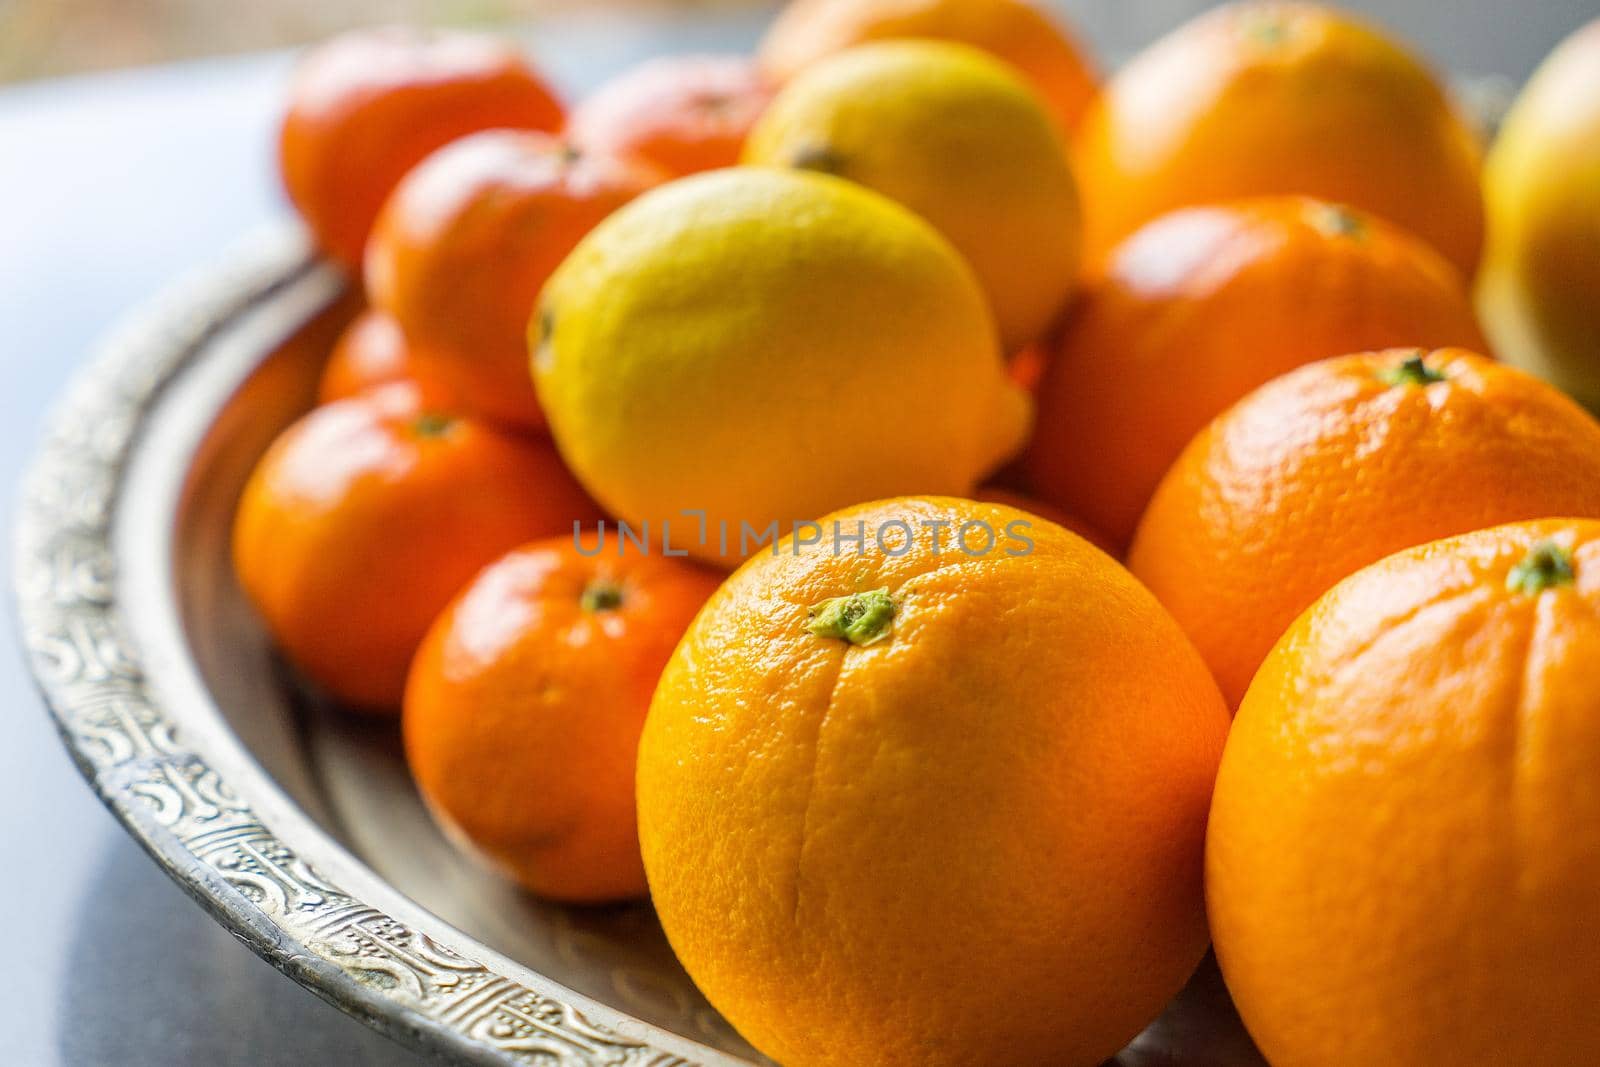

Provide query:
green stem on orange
left=806, top=588, right=894, bottom=646
left=1378, top=352, right=1447, bottom=388
left=1311, top=203, right=1367, bottom=239
left=581, top=581, right=625, bottom=613
left=1506, top=541, right=1576, bottom=596
left=411, top=412, right=456, bottom=438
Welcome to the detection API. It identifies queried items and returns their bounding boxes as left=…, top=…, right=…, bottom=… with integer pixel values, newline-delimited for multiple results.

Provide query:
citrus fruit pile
left=238, top=3, right=1600, bottom=1064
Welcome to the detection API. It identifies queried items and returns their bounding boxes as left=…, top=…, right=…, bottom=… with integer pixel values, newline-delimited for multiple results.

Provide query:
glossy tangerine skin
left=1006, top=340, right=1048, bottom=392
left=279, top=27, right=564, bottom=270
left=233, top=384, right=604, bottom=712
left=758, top=0, right=1098, bottom=132
left=404, top=538, right=720, bottom=903
left=316, top=309, right=456, bottom=408
left=1074, top=1, right=1485, bottom=276
left=1024, top=196, right=1486, bottom=551
left=568, top=55, right=775, bottom=178
left=1210, top=520, right=1600, bottom=1065
left=365, top=130, right=660, bottom=431
left=638, top=497, right=1228, bottom=1067
left=1130, top=348, right=1600, bottom=707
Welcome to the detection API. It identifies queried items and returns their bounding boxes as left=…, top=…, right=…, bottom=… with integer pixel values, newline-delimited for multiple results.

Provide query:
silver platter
left=14, top=229, right=758, bottom=1066
left=12, top=219, right=1271, bottom=1067
left=7, top=0, right=1515, bottom=1051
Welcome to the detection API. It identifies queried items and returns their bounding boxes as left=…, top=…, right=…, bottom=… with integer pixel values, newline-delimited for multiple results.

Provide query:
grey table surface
left=1, top=2, right=1595, bottom=1064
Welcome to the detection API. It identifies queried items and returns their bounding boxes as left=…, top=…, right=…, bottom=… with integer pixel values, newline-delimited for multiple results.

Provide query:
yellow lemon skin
left=1478, top=19, right=1600, bottom=413
left=744, top=40, right=1081, bottom=353
left=532, top=168, right=1031, bottom=568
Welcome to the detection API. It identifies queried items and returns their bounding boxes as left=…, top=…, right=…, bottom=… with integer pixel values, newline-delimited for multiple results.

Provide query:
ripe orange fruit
left=972, top=485, right=1114, bottom=555
left=1130, top=348, right=1600, bottom=707
left=1006, top=340, right=1049, bottom=392
left=404, top=537, right=720, bottom=902
left=1209, top=519, right=1600, bottom=1065
left=758, top=0, right=1097, bottom=132
left=1024, top=197, right=1485, bottom=550
left=233, top=384, right=604, bottom=711
left=317, top=309, right=454, bottom=407
left=638, top=496, right=1229, bottom=1067
left=1074, top=1, right=1485, bottom=276
left=567, top=55, right=774, bottom=178
left=279, top=27, right=563, bottom=270
left=365, top=130, right=659, bottom=430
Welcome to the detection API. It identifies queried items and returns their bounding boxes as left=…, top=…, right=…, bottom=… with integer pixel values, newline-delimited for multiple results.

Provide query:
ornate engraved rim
left=11, top=226, right=743, bottom=1067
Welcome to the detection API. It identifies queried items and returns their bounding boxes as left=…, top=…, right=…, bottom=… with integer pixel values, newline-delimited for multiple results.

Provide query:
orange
left=233, top=383, right=604, bottom=711
left=365, top=130, right=659, bottom=430
left=1024, top=197, right=1485, bottom=550
left=1209, top=519, right=1600, bottom=1065
left=404, top=537, right=720, bottom=902
left=279, top=27, right=563, bottom=270
left=637, top=496, right=1229, bottom=1067
left=567, top=54, right=774, bottom=177
left=758, top=0, right=1097, bottom=132
left=317, top=309, right=455, bottom=407
left=1074, top=1, right=1484, bottom=276
left=1006, top=340, right=1049, bottom=393
left=971, top=485, right=1114, bottom=555
left=1130, top=348, right=1600, bottom=707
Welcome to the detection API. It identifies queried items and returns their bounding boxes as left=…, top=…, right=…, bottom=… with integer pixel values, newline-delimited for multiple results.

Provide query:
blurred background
left=0, top=0, right=745, bottom=82
left=2, top=0, right=1597, bottom=84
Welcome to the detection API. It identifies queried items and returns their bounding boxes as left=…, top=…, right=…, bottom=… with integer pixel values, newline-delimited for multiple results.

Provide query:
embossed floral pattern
left=14, top=231, right=708, bottom=1067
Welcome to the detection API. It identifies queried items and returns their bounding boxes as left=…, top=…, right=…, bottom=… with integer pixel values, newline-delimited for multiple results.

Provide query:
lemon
left=1477, top=19, right=1600, bottom=413
left=743, top=40, right=1081, bottom=352
left=532, top=168, right=1030, bottom=567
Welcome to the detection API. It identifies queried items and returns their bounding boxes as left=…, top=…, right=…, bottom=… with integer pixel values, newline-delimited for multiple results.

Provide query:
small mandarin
left=568, top=55, right=774, bottom=177
left=405, top=538, right=721, bottom=902
left=317, top=309, right=455, bottom=407
left=233, top=384, right=604, bottom=710
left=365, top=130, right=660, bottom=429
left=279, top=27, right=563, bottom=269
